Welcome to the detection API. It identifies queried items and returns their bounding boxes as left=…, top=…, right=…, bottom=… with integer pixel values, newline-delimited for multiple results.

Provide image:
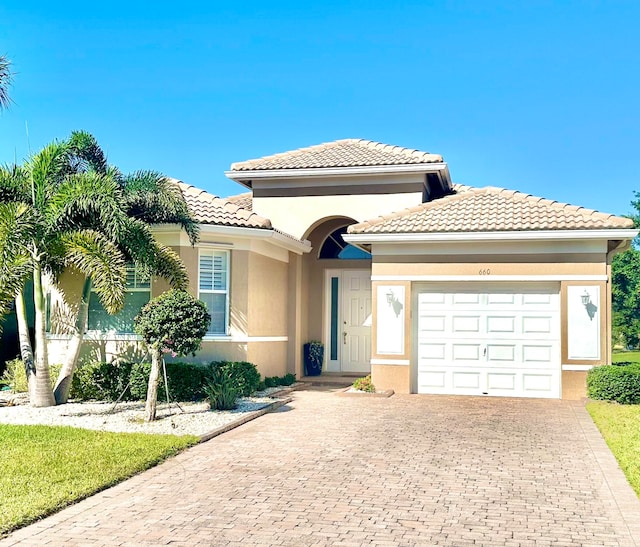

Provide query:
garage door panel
left=487, top=372, right=516, bottom=391
left=417, top=284, right=560, bottom=399
left=522, top=344, right=553, bottom=363
left=420, top=315, right=446, bottom=332
left=452, top=372, right=480, bottom=389
left=486, top=344, right=515, bottom=362
left=522, top=315, right=554, bottom=334
left=452, top=343, right=481, bottom=361
left=452, top=315, right=481, bottom=333
left=487, top=316, right=516, bottom=333
left=420, top=342, right=446, bottom=360
left=453, top=293, right=481, bottom=305
left=522, top=373, right=554, bottom=393
left=487, top=293, right=515, bottom=305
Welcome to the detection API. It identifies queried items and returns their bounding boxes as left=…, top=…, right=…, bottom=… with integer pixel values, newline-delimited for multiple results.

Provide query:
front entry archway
left=324, top=269, right=371, bottom=373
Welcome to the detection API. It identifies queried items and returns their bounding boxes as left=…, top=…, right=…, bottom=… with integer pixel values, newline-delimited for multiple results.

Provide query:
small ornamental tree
left=134, top=289, right=210, bottom=421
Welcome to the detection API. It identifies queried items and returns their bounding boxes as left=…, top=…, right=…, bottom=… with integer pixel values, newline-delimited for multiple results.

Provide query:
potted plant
left=303, top=341, right=324, bottom=376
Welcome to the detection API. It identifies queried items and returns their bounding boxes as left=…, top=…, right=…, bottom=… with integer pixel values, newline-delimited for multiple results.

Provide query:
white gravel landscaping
left=0, top=388, right=290, bottom=437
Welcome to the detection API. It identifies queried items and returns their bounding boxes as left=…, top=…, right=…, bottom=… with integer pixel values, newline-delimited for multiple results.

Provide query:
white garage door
left=416, top=284, right=561, bottom=398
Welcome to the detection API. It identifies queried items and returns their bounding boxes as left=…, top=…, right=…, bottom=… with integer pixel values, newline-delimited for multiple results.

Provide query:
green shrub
left=204, top=368, right=237, bottom=410
left=281, top=373, right=296, bottom=386
left=129, top=362, right=207, bottom=402
left=587, top=364, right=640, bottom=404
left=71, top=361, right=134, bottom=402
left=263, top=374, right=296, bottom=389
left=353, top=375, right=376, bottom=393
left=1, top=360, right=61, bottom=393
left=208, top=361, right=261, bottom=397
left=1, top=359, right=28, bottom=393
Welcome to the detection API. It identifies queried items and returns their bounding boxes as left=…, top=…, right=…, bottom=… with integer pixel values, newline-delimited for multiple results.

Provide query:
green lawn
left=586, top=401, right=640, bottom=497
left=0, top=424, right=198, bottom=536
left=612, top=351, right=640, bottom=365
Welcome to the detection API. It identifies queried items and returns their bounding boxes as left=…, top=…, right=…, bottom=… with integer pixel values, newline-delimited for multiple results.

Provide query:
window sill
left=46, top=332, right=143, bottom=341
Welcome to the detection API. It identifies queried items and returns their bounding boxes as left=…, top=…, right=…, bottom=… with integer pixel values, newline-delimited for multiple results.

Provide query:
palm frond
left=116, top=218, right=188, bottom=289
left=0, top=164, right=30, bottom=203
left=67, top=131, right=108, bottom=174
left=28, top=141, right=72, bottom=209
left=147, top=242, right=188, bottom=290
left=0, top=54, right=13, bottom=111
left=123, top=171, right=199, bottom=245
left=47, top=172, right=127, bottom=239
left=0, top=202, right=35, bottom=320
left=61, top=230, right=127, bottom=314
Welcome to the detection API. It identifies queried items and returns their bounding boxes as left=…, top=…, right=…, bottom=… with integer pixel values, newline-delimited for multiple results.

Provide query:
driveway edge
left=573, top=402, right=640, bottom=546
left=199, top=395, right=293, bottom=443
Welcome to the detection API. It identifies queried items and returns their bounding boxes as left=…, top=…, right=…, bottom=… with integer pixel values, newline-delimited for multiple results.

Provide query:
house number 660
left=478, top=268, right=491, bottom=275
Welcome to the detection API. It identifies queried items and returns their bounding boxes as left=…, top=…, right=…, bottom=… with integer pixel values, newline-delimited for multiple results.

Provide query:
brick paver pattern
left=2, top=390, right=639, bottom=546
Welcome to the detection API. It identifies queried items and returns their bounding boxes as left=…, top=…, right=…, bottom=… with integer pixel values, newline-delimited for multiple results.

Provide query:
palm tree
left=53, top=168, right=197, bottom=404
left=0, top=54, right=13, bottom=111
left=0, top=131, right=198, bottom=406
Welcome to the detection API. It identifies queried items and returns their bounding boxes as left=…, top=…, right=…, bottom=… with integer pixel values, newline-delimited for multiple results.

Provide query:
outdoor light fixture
left=581, top=289, right=597, bottom=321
left=386, top=289, right=394, bottom=305
left=581, top=289, right=591, bottom=307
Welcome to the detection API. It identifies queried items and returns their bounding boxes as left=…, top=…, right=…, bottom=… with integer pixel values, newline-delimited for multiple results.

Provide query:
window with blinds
left=88, top=266, right=151, bottom=333
left=199, top=250, right=229, bottom=335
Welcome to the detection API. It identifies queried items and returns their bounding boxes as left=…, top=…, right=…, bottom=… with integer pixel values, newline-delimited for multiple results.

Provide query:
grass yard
left=0, top=424, right=198, bottom=536
left=612, top=351, right=640, bottom=365
left=586, top=401, right=640, bottom=497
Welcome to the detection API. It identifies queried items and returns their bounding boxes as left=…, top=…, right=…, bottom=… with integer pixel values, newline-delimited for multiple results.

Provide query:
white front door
left=416, top=283, right=561, bottom=398
left=325, top=269, right=372, bottom=373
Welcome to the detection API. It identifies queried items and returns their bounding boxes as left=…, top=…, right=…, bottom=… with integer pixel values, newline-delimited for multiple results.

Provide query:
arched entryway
left=302, top=217, right=372, bottom=374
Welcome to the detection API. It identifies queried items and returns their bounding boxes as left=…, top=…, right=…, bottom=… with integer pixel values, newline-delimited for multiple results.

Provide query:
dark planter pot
left=303, top=343, right=324, bottom=376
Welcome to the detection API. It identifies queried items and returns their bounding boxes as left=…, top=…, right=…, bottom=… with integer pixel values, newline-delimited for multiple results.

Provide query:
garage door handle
left=483, top=347, right=487, bottom=357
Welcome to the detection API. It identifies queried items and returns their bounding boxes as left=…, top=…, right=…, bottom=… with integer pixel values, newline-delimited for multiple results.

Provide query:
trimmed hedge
left=72, top=360, right=266, bottom=403
left=587, top=364, right=640, bottom=405
left=72, top=361, right=134, bottom=401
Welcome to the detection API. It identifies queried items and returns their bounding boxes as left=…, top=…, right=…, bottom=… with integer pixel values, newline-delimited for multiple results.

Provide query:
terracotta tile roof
left=226, top=192, right=253, bottom=211
left=230, top=139, right=443, bottom=171
left=348, top=186, right=634, bottom=234
left=176, top=182, right=270, bottom=229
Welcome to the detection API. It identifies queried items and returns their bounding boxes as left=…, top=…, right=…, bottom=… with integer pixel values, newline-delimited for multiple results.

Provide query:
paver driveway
left=2, top=389, right=640, bottom=546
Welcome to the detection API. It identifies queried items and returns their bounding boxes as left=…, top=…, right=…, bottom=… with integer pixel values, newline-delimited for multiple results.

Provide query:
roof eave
left=344, top=229, right=639, bottom=244
left=225, top=162, right=451, bottom=189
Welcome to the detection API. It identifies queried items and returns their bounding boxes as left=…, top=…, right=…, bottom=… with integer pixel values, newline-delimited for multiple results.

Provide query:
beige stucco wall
left=251, top=171, right=427, bottom=241
left=247, top=253, right=288, bottom=336
left=562, top=371, right=588, bottom=400
left=371, top=364, right=410, bottom=394
left=247, top=341, right=288, bottom=378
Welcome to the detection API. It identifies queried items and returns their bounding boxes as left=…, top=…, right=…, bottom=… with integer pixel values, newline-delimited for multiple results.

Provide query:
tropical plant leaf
left=47, top=172, right=127, bottom=239
left=123, top=171, right=199, bottom=245
left=60, top=230, right=127, bottom=314
left=0, top=202, right=36, bottom=322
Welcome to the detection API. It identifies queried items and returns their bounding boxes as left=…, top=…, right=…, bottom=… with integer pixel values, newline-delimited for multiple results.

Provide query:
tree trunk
left=15, top=288, right=36, bottom=398
left=144, top=346, right=162, bottom=422
left=54, top=278, right=91, bottom=404
left=31, top=261, right=55, bottom=407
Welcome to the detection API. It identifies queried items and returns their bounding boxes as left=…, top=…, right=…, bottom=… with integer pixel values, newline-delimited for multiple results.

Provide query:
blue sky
left=1, top=1, right=639, bottom=216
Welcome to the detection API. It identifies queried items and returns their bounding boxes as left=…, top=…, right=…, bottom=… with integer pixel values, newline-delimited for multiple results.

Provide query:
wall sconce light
left=581, top=289, right=597, bottom=321
left=386, top=289, right=394, bottom=305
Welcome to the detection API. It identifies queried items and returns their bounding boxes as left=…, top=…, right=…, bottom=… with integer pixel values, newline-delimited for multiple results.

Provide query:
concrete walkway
left=2, top=389, right=639, bottom=546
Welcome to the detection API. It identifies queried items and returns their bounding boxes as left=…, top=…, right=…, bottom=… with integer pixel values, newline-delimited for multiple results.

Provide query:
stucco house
left=47, top=139, right=637, bottom=399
